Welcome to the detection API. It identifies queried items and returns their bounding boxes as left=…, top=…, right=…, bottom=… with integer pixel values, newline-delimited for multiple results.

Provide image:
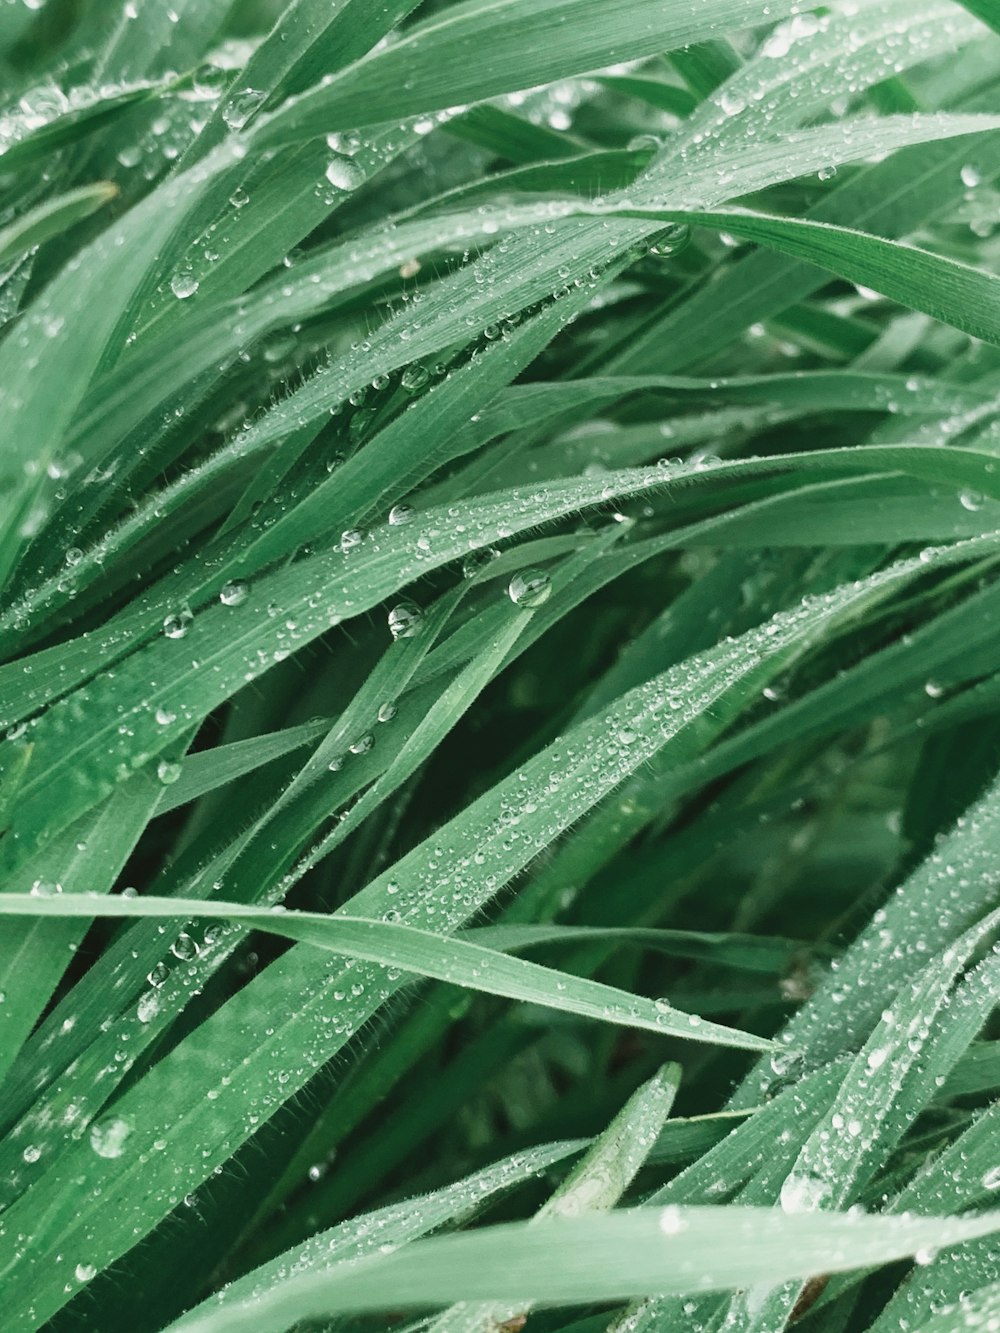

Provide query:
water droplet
left=377, top=701, right=397, bottom=723
left=648, top=223, right=690, bottom=258
left=219, top=580, right=248, bottom=606
left=22, top=1144, right=41, bottom=1164
left=163, top=608, right=193, bottom=639
left=401, top=364, right=429, bottom=393
left=192, top=62, right=229, bottom=98
left=325, top=155, right=364, bottom=190
left=508, top=570, right=552, bottom=608
left=779, top=1172, right=830, bottom=1214
left=157, top=760, right=182, bottom=785
left=961, top=164, right=983, bottom=188
left=959, top=489, right=984, bottom=511
left=171, top=931, right=199, bottom=960
left=982, top=1165, right=1000, bottom=1191
left=155, top=706, right=177, bottom=726
left=90, top=1115, right=132, bottom=1159
left=388, top=601, right=423, bottom=639
left=222, top=88, right=265, bottom=130
left=170, top=270, right=199, bottom=300
left=340, top=528, right=364, bottom=552
left=659, top=1206, right=687, bottom=1235
left=349, top=733, right=374, bottom=755
left=462, top=547, right=500, bottom=580
left=388, top=504, right=414, bottom=526
left=75, top=1263, right=96, bottom=1283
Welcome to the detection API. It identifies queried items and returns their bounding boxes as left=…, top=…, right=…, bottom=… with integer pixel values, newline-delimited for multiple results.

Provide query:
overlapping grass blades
left=4, top=1, right=1000, bottom=1330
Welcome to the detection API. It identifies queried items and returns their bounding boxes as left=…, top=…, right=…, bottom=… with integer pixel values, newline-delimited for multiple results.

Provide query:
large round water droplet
left=170, top=270, right=199, bottom=300
left=325, top=155, right=365, bottom=190
left=222, top=88, right=265, bottom=130
left=388, top=602, right=423, bottom=639
left=163, top=608, right=193, bottom=639
left=219, top=580, right=248, bottom=606
left=508, top=570, right=552, bottom=608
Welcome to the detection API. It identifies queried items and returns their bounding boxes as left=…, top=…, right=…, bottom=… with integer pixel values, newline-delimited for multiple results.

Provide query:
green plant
left=4, top=0, right=1000, bottom=1328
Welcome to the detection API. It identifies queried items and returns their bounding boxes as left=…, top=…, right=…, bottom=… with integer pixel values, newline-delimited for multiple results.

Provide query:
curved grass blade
left=426, top=1064, right=680, bottom=1333
left=0, top=894, right=774, bottom=1053
left=0, top=182, right=117, bottom=267
left=168, top=1140, right=588, bottom=1333
left=253, top=0, right=812, bottom=144
left=161, top=1206, right=1000, bottom=1331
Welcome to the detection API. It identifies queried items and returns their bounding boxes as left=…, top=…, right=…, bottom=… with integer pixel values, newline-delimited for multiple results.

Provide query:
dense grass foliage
left=5, top=0, right=1000, bottom=1328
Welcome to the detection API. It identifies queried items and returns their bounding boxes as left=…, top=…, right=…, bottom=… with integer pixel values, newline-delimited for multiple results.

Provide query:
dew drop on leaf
left=388, top=601, right=423, bottom=639
left=89, top=1115, right=132, bottom=1159
left=648, top=223, right=690, bottom=258
left=325, top=155, right=365, bottom=191
left=222, top=88, right=265, bottom=130
left=219, top=580, right=248, bottom=606
left=400, top=364, right=429, bottom=392
left=508, top=570, right=552, bottom=608
left=163, top=608, right=193, bottom=639
left=170, top=271, right=199, bottom=300
left=171, top=931, right=199, bottom=960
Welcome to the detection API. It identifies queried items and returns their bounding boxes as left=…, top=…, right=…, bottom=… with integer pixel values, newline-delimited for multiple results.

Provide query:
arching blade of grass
left=0, top=895, right=774, bottom=1053
left=0, top=183, right=117, bottom=267
left=168, top=1139, right=589, bottom=1333
left=187, top=0, right=425, bottom=157
left=608, top=106, right=1000, bottom=374
left=162, top=1206, right=1000, bottom=1331
left=661, top=0, right=982, bottom=160
left=647, top=204, right=1000, bottom=348
left=0, top=80, right=166, bottom=171
left=425, top=1064, right=680, bottom=1333
left=253, top=0, right=813, bottom=143
left=0, top=752, right=187, bottom=1086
